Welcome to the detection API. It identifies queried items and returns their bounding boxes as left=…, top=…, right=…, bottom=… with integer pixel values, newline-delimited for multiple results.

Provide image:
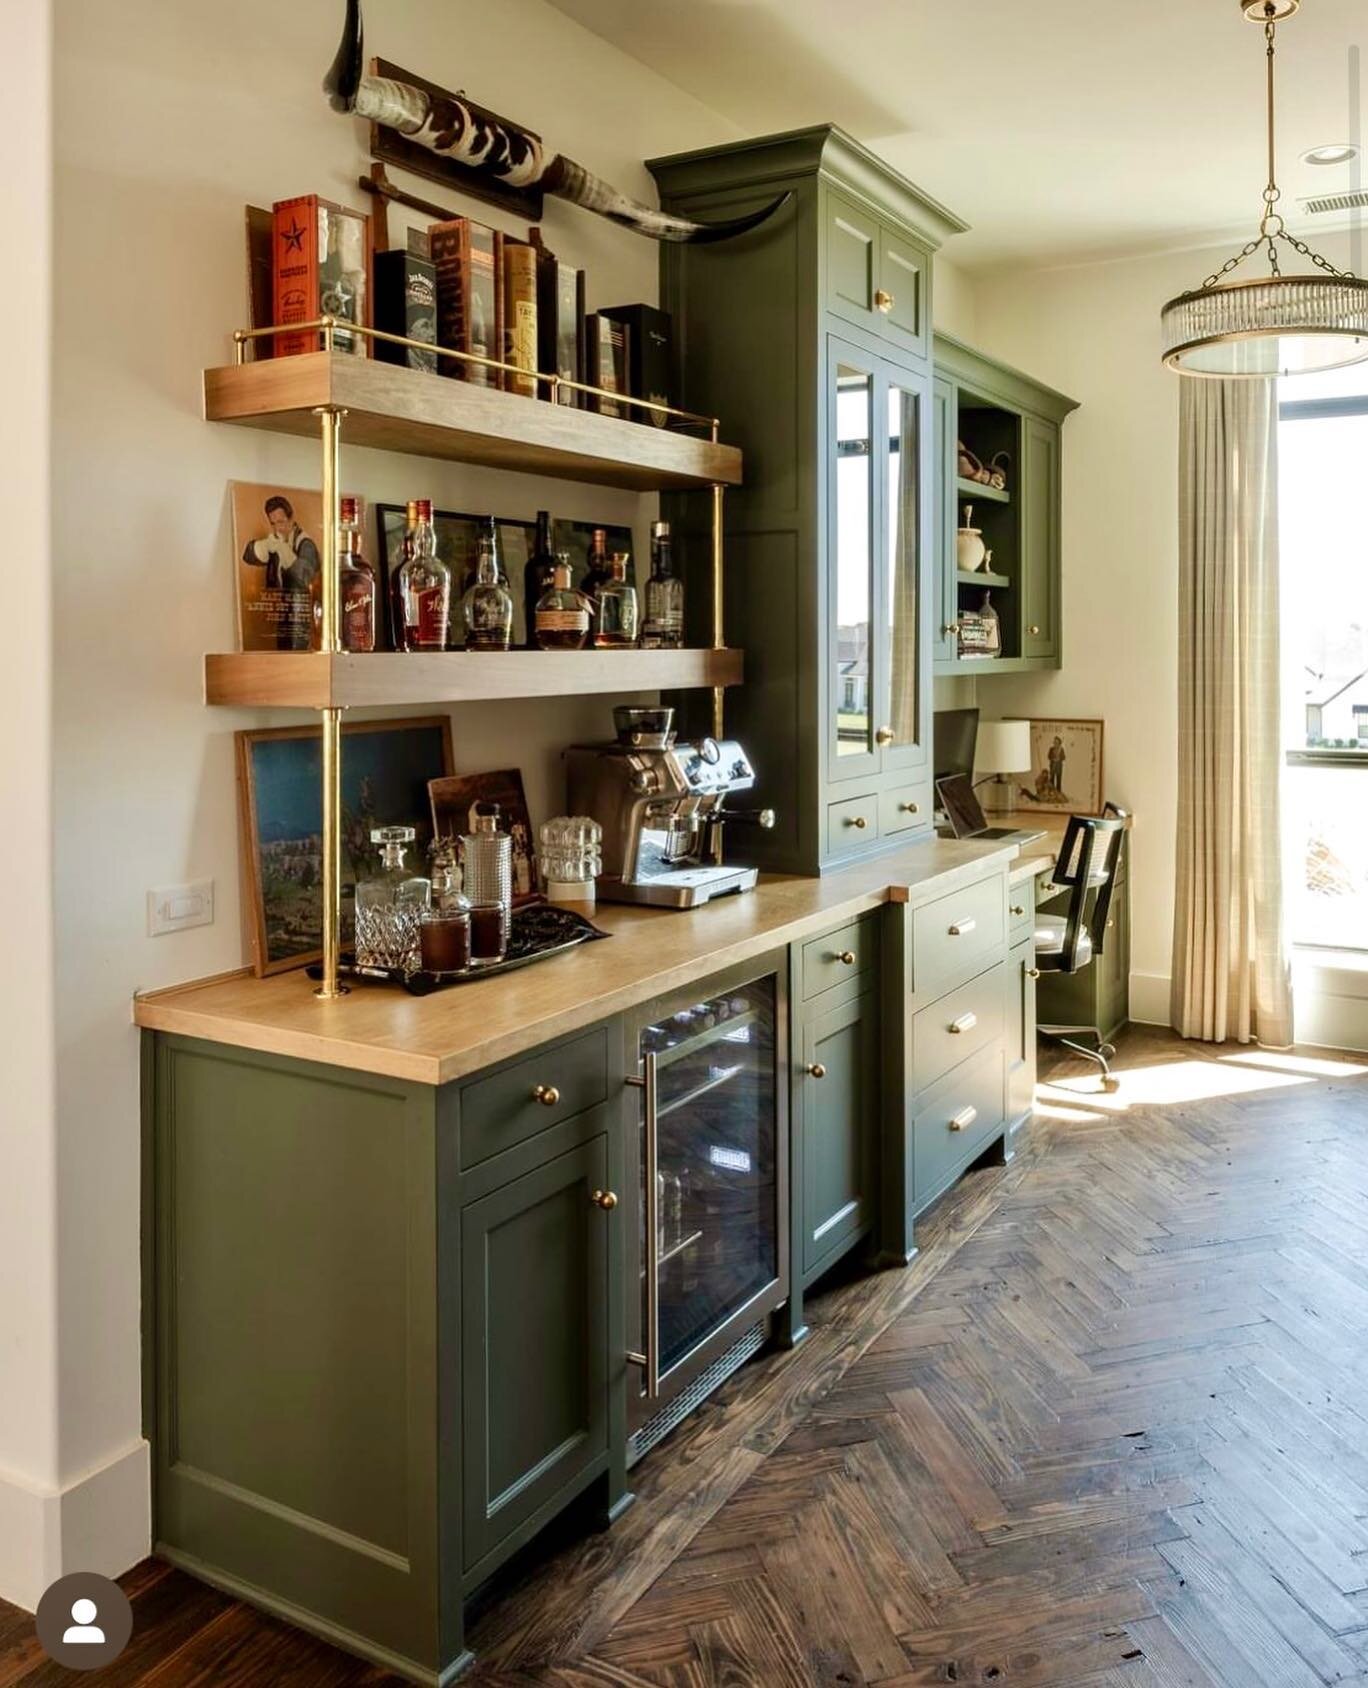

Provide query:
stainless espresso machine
left=565, top=707, right=776, bottom=908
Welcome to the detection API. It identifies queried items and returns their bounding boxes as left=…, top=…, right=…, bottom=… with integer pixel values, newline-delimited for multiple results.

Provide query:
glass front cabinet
left=652, top=126, right=964, bottom=874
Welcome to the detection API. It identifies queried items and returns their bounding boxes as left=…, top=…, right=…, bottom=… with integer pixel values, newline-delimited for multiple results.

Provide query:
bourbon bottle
left=580, top=525, right=612, bottom=599
left=522, top=509, right=558, bottom=649
left=393, top=499, right=452, bottom=651
left=641, top=519, right=684, bottom=649
left=338, top=495, right=377, bottom=652
left=533, top=556, right=593, bottom=650
left=461, top=522, right=514, bottom=650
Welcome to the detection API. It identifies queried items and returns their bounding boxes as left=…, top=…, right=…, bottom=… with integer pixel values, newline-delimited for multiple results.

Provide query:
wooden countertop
left=134, top=835, right=1023, bottom=1086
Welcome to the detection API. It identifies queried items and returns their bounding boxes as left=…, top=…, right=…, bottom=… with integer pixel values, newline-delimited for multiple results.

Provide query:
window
left=1278, top=363, right=1368, bottom=952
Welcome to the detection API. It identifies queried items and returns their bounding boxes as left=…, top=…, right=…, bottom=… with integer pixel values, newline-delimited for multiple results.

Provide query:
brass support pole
left=710, top=481, right=725, bottom=864
left=314, top=404, right=348, bottom=1000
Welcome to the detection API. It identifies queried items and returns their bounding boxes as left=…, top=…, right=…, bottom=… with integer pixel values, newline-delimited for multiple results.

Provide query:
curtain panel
left=1171, top=377, right=1292, bottom=1047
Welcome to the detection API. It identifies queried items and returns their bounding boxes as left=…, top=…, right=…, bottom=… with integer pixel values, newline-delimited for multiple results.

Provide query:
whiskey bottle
left=522, top=509, right=559, bottom=649
left=641, top=519, right=684, bottom=649
left=592, top=553, right=639, bottom=648
left=338, top=495, right=377, bottom=653
left=533, top=555, right=593, bottom=650
left=580, top=525, right=612, bottom=599
left=462, top=521, right=514, bottom=650
left=394, top=499, right=452, bottom=651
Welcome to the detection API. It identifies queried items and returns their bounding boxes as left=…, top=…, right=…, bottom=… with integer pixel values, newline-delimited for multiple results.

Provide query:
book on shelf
left=584, top=314, right=630, bottom=419
left=534, top=240, right=585, bottom=406
left=602, top=304, right=672, bottom=426
left=373, top=230, right=438, bottom=373
left=501, top=238, right=539, bottom=397
left=430, top=216, right=501, bottom=385
left=271, top=195, right=370, bottom=359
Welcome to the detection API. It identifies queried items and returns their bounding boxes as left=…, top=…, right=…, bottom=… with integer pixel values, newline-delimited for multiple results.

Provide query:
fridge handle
left=624, top=1051, right=661, bottom=1401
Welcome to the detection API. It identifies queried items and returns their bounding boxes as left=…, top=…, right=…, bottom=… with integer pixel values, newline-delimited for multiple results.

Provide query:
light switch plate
left=148, top=878, right=214, bottom=936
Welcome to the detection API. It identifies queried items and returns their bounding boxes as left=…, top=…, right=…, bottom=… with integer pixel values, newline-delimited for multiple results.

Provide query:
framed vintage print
left=1012, top=718, right=1105, bottom=815
left=375, top=504, right=535, bottom=648
left=236, top=715, right=454, bottom=975
left=428, top=767, right=538, bottom=904
left=231, top=482, right=362, bottom=653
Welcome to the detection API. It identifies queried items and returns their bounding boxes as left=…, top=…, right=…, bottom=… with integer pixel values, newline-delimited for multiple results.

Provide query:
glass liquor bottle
left=522, top=509, right=558, bottom=649
left=338, top=495, right=377, bottom=653
left=580, top=526, right=612, bottom=599
left=593, top=554, right=639, bottom=648
left=394, top=499, right=451, bottom=651
left=462, top=520, right=514, bottom=650
left=354, top=826, right=431, bottom=973
left=533, top=555, right=593, bottom=650
left=641, top=519, right=684, bottom=649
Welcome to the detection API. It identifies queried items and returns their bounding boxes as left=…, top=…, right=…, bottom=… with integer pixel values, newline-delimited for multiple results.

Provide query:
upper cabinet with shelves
left=649, top=125, right=966, bottom=875
left=932, top=334, right=1077, bottom=677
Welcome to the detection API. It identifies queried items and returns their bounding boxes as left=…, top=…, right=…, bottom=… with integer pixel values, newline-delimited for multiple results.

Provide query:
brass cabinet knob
left=1107, top=918, right=1115, bottom=930
left=1026, top=966, right=1041, bottom=980
left=1028, top=624, right=1041, bottom=636
left=847, top=815, right=868, bottom=830
left=875, top=726, right=895, bottom=746
left=874, top=288, right=895, bottom=313
left=1011, top=904, right=1026, bottom=916
left=532, top=1084, right=560, bottom=1107
left=900, top=801, right=919, bottom=814
left=949, top=1105, right=978, bottom=1133
left=835, top=950, right=856, bottom=966
left=590, top=1188, right=618, bottom=1210
left=807, top=1063, right=827, bottom=1080
left=942, top=621, right=962, bottom=636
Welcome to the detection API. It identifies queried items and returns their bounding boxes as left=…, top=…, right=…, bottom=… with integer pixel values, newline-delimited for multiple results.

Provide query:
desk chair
left=1036, top=811, right=1127, bottom=1090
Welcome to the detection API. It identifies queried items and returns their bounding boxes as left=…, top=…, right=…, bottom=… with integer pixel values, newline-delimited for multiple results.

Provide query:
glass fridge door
left=638, top=977, right=779, bottom=1385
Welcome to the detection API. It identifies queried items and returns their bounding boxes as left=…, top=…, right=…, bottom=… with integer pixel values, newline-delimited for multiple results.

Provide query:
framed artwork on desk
left=1011, top=718, right=1104, bottom=815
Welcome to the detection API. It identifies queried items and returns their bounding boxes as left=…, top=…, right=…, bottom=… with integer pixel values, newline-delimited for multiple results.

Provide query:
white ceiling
left=547, top=0, right=1368, bottom=271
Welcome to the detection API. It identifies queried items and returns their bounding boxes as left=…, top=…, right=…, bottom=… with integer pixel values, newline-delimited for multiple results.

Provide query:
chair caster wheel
left=1101, top=1075, right=1120, bottom=1093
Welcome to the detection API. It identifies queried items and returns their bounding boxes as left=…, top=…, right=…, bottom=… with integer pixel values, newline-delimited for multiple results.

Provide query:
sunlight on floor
left=1040, top=1057, right=1314, bottom=1113
left=1030, top=1098, right=1107, bottom=1123
left=1220, top=1050, right=1368, bottom=1079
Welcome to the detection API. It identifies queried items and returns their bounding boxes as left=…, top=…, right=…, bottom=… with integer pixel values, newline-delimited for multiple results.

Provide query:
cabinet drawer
left=460, top=1026, right=611, bottom=1170
left=1008, top=887, right=1035, bottom=946
left=911, top=960, right=1006, bottom=1095
left=802, top=916, right=876, bottom=1001
left=880, top=781, right=929, bottom=838
left=913, top=1044, right=1005, bottom=1203
left=912, top=873, right=1006, bottom=998
left=826, top=792, right=879, bottom=855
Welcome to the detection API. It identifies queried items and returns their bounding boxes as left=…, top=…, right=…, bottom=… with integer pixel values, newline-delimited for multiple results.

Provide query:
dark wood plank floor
left=5, top=1026, right=1367, bottom=1687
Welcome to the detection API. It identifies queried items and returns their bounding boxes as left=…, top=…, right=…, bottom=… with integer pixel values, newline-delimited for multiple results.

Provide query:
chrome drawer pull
left=949, top=1012, right=978, bottom=1035
left=948, top=917, right=976, bottom=937
left=948, top=1106, right=978, bottom=1133
left=532, top=1084, right=560, bottom=1107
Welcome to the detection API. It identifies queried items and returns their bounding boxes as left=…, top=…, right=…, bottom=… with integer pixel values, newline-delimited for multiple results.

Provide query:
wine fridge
left=625, top=953, right=789, bottom=1461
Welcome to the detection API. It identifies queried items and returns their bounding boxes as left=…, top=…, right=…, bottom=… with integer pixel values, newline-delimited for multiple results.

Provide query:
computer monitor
left=933, top=707, right=979, bottom=782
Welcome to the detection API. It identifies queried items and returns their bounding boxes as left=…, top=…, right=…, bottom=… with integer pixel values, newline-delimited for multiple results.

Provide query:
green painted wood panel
left=1022, top=416, right=1060, bottom=660
left=911, top=1044, right=1006, bottom=1210
left=800, top=987, right=878, bottom=1283
left=825, top=187, right=879, bottom=322
left=1007, top=934, right=1037, bottom=1130
left=878, top=226, right=928, bottom=359
left=931, top=375, right=958, bottom=666
left=459, top=1026, right=610, bottom=1171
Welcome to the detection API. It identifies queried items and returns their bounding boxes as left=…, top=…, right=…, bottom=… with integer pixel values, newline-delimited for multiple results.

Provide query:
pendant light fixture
left=1161, top=0, right=1368, bottom=377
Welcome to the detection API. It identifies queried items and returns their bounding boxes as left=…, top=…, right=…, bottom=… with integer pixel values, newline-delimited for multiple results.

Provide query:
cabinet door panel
left=931, top=375, right=958, bottom=666
left=878, top=230, right=927, bottom=358
left=801, top=990, right=877, bottom=1280
left=828, top=342, right=879, bottom=779
left=880, top=370, right=931, bottom=773
left=1022, top=416, right=1060, bottom=660
left=1007, top=934, right=1036, bottom=1128
left=462, top=1136, right=608, bottom=1570
left=825, top=190, right=878, bottom=321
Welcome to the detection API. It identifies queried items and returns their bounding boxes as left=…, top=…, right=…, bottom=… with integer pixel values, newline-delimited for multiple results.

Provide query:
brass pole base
left=313, top=982, right=351, bottom=1001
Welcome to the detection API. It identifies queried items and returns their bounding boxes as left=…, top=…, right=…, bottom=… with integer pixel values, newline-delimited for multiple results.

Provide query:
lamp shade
left=974, top=720, right=1031, bottom=776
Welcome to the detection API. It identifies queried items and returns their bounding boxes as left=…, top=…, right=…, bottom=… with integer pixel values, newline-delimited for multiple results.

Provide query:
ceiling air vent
left=1299, top=189, right=1368, bottom=215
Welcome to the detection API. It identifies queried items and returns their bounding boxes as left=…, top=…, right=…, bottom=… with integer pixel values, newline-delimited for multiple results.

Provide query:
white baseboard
left=1128, top=972, right=1172, bottom=1028
left=0, top=1440, right=149, bottom=1611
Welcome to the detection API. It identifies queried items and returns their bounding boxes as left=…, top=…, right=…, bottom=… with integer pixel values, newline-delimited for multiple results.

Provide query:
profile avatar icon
left=63, top=1598, right=105, bottom=1645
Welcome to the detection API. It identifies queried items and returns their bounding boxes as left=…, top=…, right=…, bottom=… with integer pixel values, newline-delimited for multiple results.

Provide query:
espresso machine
left=564, top=707, right=776, bottom=908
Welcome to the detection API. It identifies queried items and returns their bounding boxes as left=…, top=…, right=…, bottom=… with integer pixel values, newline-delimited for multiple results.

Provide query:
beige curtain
left=1171, top=377, right=1292, bottom=1046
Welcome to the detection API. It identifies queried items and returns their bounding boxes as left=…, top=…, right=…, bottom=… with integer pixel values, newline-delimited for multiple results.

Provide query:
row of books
left=267, top=194, right=672, bottom=424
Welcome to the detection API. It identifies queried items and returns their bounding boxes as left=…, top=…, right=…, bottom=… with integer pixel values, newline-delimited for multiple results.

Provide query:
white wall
left=31, top=0, right=748, bottom=1605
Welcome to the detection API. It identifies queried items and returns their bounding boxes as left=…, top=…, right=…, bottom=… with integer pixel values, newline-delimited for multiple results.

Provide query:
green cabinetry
left=1035, top=837, right=1131, bottom=1041
left=649, top=126, right=967, bottom=873
left=932, top=333, right=1077, bottom=676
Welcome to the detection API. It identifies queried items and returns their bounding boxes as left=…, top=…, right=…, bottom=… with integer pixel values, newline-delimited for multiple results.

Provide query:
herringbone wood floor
left=4, top=1027, right=1367, bottom=1686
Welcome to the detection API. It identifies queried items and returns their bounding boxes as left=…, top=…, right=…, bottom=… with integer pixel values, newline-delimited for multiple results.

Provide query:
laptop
left=935, top=771, right=1043, bottom=841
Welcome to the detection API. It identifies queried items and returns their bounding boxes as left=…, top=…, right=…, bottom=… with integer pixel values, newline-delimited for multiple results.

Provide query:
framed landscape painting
left=1012, top=717, right=1104, bottom=815
left=235, top=715, right=454, bottom=974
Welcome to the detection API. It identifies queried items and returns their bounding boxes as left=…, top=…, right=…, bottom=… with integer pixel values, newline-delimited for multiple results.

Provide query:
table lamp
left=974, top=720, right=1031, bottom=815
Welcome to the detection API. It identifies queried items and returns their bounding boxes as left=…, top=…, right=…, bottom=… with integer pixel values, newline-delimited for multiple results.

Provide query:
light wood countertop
left=134, top=835, right=1023, bottom=1085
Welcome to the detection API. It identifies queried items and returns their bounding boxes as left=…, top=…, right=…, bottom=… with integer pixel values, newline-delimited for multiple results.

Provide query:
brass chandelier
left=1161, top=0, right=1368, bottom=377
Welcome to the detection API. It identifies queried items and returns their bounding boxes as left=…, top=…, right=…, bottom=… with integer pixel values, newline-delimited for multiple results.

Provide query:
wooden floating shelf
left=204, top=353, right=743, bottom=492
left=956, top=477, right=1011, bottom=505
left=204, top=647, right=745, bottom=710
left=957, top=567, right=1012, bottom=589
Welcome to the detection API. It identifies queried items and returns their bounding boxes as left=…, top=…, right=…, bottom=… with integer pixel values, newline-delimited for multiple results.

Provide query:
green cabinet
left=1035, top=838, right=1131, bottom=1041
left=1006, top=933, right=1038, bottom=1138
left=649, top=126, right=966, bottom=873
left=460, top=1133, right=610, bottom=1576
left=932, top=333, right=1077, bottom=676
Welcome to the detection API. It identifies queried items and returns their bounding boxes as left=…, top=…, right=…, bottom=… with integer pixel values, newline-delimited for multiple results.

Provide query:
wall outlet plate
left=148, top=879, right=214, bottom=936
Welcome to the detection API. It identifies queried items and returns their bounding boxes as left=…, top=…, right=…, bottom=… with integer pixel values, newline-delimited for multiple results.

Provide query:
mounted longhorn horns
left=323, top=0, right=789, bottom=244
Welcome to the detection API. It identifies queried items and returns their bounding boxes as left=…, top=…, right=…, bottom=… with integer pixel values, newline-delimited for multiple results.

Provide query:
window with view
left=1279, top=362, right=1368, bottom=953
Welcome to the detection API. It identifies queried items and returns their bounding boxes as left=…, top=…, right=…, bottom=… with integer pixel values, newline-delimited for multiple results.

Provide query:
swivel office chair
left=1035, top=811, right=1127, bottom=1091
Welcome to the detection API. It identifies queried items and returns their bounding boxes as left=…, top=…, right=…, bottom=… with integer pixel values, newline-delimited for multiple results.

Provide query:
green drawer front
left=802, top=916, right=877, bottom=1001
left=826, top=792, right=879, bottom=856
left=913, top=1043, right=1006, bottom=1203
left=912, top=873, right=1006, bottom=999
left=880, top=781, right=929, bottom=838
left=460, top=1025, right=611, bottom=1170
left=911, top=960, right=1007, bottom=1096
left=1008, top=886, right=1035, bottom=946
